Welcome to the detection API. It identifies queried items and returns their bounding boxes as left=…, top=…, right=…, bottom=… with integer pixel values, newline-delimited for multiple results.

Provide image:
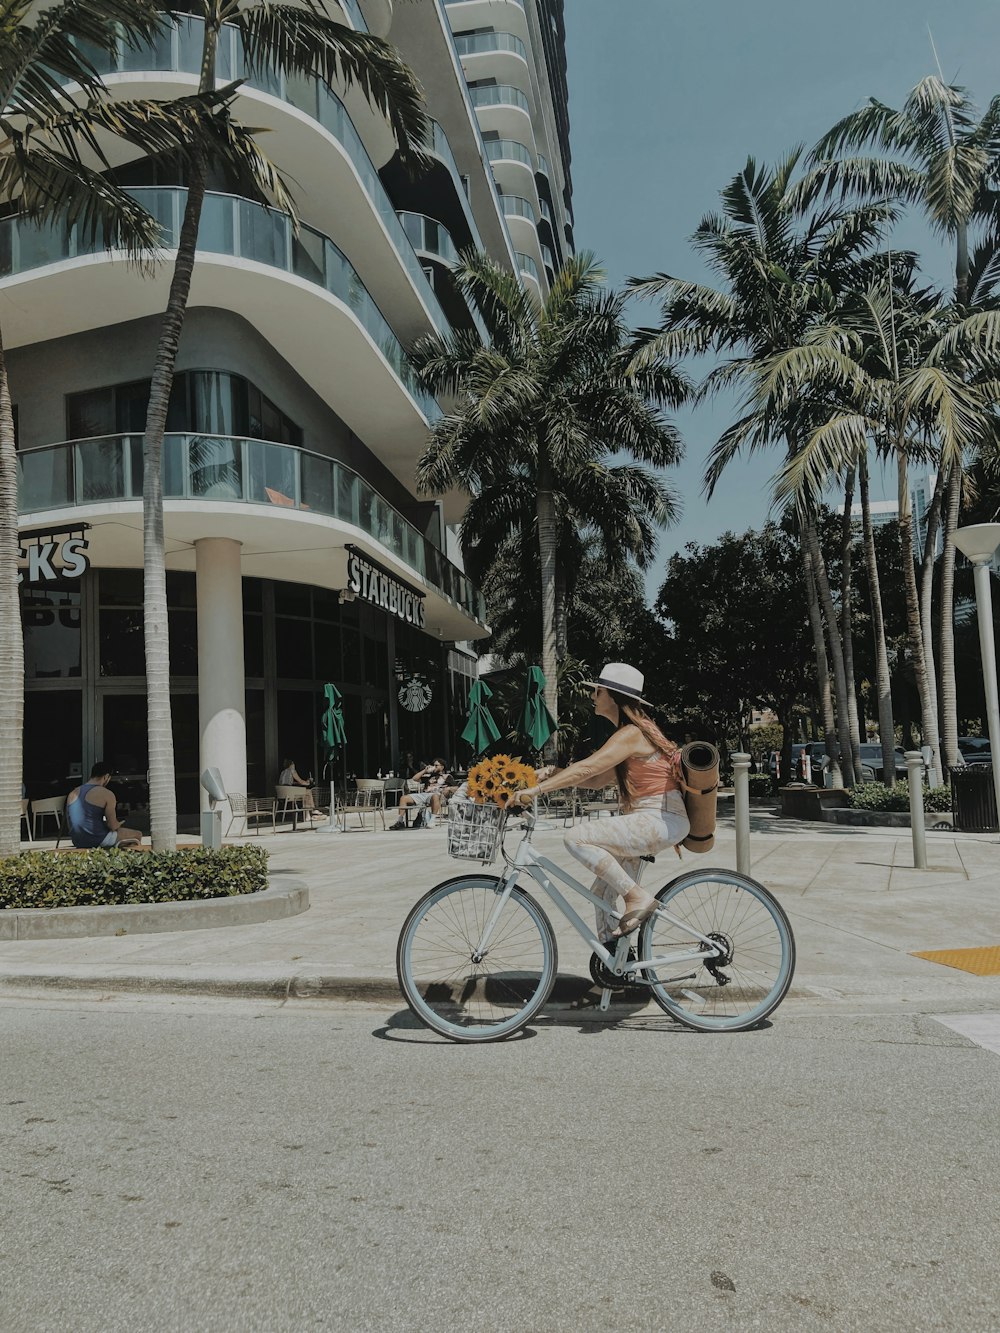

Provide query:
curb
left=0, top=966, right=822, bottom=1011
left=0, top=876, right=309, bottom=940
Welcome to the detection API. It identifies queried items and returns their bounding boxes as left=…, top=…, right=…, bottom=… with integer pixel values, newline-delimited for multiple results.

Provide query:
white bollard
left=905, top=750, right=927, bottom=870
left=732, top=752, right=751, bottom=876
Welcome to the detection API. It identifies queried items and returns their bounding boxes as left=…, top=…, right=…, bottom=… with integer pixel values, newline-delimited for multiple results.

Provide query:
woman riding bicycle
left=514, top=662, right=689, bottom=942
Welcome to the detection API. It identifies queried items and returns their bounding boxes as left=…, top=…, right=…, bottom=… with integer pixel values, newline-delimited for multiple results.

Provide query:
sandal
left=611, top=897, right=658, bottom=938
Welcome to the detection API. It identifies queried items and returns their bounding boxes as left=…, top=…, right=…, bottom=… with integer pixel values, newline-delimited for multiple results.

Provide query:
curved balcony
left=517, top=252, right=540, bottom=284
left=469, top=81, right=533, bottom=144
left=484, top=138, right=535, bottom=171
left=397, top=212, right=489, bottom=340
left=538, top=196, right=554, bottom=225
left=73, top=15, right=454, bottom=343
left=453, top=31, right=527, bottom=60
left=537, top=153, right=551, bottom=178
left=0, top=187, right=438, bottom=425
left=18, top=434, right=487, bottom=635
left=501, top=194, right=537, bottom=223
left=469, top=84, right=530, bottom=114
left=340, top=0, right=368, bottom=28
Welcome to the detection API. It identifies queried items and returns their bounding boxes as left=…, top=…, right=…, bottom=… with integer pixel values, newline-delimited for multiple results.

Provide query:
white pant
left=563, top=791, right=690, bottom=942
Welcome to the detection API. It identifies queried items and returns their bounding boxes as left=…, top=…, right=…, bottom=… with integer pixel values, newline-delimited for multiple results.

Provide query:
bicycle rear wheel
left=639, top=868, right=795, bottom=1031
left=396, top=874, right=558, bottom=1043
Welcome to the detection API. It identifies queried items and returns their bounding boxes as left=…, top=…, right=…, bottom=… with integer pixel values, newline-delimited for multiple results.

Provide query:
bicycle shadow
left=372, top=995, right=775, bottom=1044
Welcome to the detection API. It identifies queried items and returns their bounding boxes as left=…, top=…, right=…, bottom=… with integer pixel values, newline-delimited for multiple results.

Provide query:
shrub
left=0, top=845, right=268, bottom=911
left=747, top=774, right=773, bottom=799
left=847, top=782, right=951, bottom=814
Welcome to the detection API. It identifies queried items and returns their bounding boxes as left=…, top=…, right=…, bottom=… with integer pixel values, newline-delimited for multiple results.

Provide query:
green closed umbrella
left=321, top=682, right=347, bottom=752
left=521, top=665, right=557, bottom=754
left=461, top=679, right=502, bottom=757
left=320, top=683, right=347, bottom=833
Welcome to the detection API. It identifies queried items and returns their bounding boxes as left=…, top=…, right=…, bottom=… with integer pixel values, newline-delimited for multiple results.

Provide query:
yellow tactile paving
left=912, top=946, right=1000, bottom=976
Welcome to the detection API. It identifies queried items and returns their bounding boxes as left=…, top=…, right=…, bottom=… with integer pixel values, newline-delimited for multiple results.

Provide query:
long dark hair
left=607, top=689, right=678, bottom=812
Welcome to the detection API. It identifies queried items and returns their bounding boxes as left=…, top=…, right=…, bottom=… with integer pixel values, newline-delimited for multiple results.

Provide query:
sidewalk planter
left=779, top=785, right=850, bottom=820
left=824, top=809, right=955, bottom=829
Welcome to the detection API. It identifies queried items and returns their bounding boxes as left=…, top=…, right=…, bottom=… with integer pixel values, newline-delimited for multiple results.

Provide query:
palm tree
left=806, top=76, right=1000, bottom=773
left=127, top=2, right=428, bottom=849
left=0, top=0, right=267, bottom=855
left=769, top=277, right=1000, bottom=789
left=631, top=153, right=894, bottom=785
left=413, top=251, right=686, bottom=745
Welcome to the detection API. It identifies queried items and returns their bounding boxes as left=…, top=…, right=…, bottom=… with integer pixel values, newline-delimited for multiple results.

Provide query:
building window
left=66, top=372, right=302, bottom=447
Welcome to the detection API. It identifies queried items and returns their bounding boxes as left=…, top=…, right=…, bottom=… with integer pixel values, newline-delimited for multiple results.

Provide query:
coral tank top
left=626, top=749, right=682, bottom=799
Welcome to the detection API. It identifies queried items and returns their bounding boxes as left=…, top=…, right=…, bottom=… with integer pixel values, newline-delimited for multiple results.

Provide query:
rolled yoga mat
left=679, top=741, right=720, bottom=853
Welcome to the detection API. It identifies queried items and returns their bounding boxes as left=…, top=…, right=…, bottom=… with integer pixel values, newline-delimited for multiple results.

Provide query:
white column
left=195, top=538, right=247, bottom=811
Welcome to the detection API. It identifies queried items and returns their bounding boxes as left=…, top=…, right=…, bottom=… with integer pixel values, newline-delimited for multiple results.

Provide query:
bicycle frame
left=472, top=828, right=725, bottom=980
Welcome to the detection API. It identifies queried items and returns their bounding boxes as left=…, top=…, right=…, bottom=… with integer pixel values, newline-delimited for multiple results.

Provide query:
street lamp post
left=952, top=523, right=1000, bottom=837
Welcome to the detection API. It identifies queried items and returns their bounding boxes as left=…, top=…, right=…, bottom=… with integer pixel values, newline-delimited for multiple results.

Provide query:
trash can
left=950, top=765, right=998, bottom=832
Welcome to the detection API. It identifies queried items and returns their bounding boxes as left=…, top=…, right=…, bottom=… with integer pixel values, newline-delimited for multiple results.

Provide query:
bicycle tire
left=396, top=874, right=558, bottom=1043
left=638, top=868, right=795, bottom=1032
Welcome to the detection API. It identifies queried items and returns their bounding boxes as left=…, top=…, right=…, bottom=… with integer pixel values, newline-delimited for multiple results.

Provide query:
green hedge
left=847, top=782, right=951, bottom=813
left=0, top=845, right=269, bottom=911
left=747, top=774, right=773, bottom=798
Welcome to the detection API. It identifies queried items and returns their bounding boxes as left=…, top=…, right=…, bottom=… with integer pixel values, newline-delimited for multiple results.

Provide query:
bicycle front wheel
left=639, top=869, right=795, bottom=1032
left=396, top=874, right=558, bottom=1042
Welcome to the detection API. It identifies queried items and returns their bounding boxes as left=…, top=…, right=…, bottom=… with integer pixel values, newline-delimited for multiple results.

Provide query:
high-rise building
left=6, top=0, right=573, bottom=824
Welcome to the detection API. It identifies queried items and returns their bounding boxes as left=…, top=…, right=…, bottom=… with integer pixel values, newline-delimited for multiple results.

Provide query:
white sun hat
left=581, top=663, right=653, bottom=707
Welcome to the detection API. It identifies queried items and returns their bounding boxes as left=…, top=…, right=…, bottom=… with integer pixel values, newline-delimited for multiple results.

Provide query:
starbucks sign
left=17, top=527, right=91, bottom=584
left=347, top=549, right=426, bottom=629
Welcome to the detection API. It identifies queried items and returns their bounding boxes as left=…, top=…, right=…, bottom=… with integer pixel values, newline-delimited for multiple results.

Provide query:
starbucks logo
left=399, top=677, right=433, bottom=712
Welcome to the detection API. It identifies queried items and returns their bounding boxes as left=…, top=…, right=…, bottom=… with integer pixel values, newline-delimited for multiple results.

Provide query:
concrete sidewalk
left=1, top=805, right=998, bottom=1011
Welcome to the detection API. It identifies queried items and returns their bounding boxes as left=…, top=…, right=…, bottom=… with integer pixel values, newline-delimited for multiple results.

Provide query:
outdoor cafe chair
left=275, top=784, right=309, bottom=830
left=336, top=778, right=386, bottom=832
left=30, top=794, right=66, bottom=844
left=226, top=793, right=276, bottom=837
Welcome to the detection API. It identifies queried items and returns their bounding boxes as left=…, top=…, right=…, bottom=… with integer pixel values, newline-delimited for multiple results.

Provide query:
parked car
left=957, top=736, right=993, bottom=768
left=857, top=743, right=909, bottom=783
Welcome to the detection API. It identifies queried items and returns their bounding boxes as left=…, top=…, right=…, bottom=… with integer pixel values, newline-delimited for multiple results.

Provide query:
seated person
left=66, top=763, right=142, bottom=849
left=278, top=758, right=321, bottom=817
left=389, top=759, right=451, bottom=830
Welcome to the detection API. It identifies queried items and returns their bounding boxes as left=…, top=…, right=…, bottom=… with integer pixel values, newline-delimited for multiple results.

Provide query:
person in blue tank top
left=66, top=762, right=142, bottom=849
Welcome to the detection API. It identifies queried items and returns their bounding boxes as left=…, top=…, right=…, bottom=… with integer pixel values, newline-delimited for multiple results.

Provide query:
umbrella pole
left=316, top=748, right=344, bottom=835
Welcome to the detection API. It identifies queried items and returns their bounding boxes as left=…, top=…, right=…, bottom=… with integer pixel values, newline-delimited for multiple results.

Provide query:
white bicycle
left=396, top=804, right=796, bottom=1043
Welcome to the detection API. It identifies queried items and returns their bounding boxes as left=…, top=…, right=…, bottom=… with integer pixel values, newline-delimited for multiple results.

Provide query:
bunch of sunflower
left=466, top=754, right=537, bottom=808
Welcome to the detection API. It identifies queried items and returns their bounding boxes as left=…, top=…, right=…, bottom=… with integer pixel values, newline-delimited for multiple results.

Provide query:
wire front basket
left=447, top=801, right=507, bottom=864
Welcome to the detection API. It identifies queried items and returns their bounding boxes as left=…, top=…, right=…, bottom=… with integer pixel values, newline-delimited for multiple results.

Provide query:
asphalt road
left=2, top=992, right=998, bottom=1332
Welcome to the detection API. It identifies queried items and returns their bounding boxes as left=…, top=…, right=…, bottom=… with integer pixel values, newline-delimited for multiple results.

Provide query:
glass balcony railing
left=17, top=434, right=486, bottom=625
left=469, top=84, right=529, bottom=113
left=538, top=196, right=553, bottom=225
left=540, top=242, right=555, bottom=271
left=66, top=16, right=456, bottom=339
left=340, top=0, right=368, bottom=28
left=537, top=153, right=550, bottom=178
left=453, top=31, right=527, bottom=60
left=446, top=0, right=524, bottom=7
left=484, top=138, right=534, bottom=170
left=516, top=252, right=540, bottom=283
left=0, top=187, right=438, bottom=421
left=500, top=194, right=536, bottom=222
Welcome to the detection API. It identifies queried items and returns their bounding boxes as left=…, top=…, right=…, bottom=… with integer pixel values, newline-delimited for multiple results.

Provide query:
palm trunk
left=536, top=457, right=558, bottom=762
left=0, top=328, right=24, bottom=856
left=803, top=511, right=854, bottom=786
left=897, top=449, right=942, bottom=786
left=143, top=160, right=208, bottom=849
left=918, top=467, right=944, bottom=779
left=142, top=23, right=220, bottom=849
left=554, top=563, right=568, bottom=660
left=801, top=533, right=842, bottom=787
left=859, top=454, right=896, bottom=786
left=938, top=461, right=962, bottom=775
left=839, top=467, right=863, bottom=782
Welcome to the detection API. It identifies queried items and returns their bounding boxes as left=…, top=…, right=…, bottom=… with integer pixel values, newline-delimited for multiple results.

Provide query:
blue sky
left=563, top=0, right=1000, bottom=597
